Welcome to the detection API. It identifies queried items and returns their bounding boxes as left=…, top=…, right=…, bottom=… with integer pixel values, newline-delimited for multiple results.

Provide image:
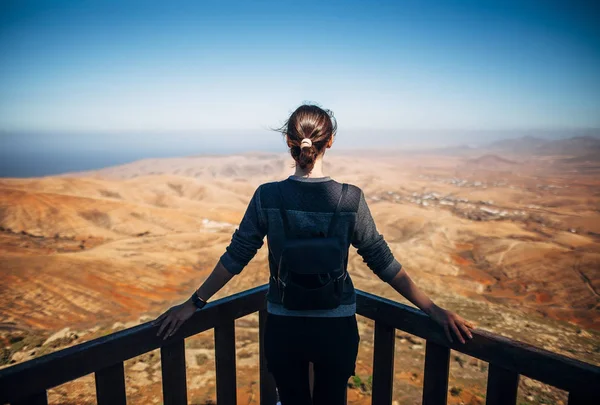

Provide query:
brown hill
left=2, top=150, right=599, bottom=405
left=465, top=154, right=518, bottom=169
left=1, top=151, right=599, bottom=334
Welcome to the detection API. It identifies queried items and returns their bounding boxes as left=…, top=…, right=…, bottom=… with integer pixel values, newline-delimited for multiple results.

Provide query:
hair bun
left=300, top=138, right=313, bottom=149
left=275, top=103, right=336, bottom=172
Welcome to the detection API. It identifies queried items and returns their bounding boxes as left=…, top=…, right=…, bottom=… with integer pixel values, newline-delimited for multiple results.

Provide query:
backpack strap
left=276, top=182, right=291, bottom=238
left=327, top=183, right=348, bottom=237
left=331, top=183, right=349, bottom=281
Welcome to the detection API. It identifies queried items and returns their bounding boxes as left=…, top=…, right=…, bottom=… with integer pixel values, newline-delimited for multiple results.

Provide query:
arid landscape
left=1, top=135, right=599, bottom=405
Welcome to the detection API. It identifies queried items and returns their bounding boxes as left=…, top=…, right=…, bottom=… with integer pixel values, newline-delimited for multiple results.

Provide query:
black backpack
left=275, top=182, right=349, bottom=310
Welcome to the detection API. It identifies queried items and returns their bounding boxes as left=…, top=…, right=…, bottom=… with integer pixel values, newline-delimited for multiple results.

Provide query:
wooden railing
left=356, top=291, right=600, bottom=404
left=0, top=285, right=598, bottom=405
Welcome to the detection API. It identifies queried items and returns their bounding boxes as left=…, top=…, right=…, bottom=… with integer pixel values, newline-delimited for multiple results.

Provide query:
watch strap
left=191, top=292, right=207, bottom=309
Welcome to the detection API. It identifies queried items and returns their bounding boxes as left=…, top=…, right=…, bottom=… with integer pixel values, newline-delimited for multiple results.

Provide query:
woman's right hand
left=427, top=304, right=475, bottom=344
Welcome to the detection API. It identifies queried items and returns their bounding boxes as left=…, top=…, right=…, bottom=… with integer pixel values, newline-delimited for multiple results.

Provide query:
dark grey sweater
left=219, top=175, right=402, bottom=317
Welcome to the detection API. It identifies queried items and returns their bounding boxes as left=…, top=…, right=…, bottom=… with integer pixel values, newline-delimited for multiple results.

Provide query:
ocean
left=0, top=131, right=281, bottom=178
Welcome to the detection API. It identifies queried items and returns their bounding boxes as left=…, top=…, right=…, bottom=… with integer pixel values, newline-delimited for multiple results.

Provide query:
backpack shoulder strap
left=327, top=183, right=348, bottom=237
left=276, top=181, right=291, bottom=238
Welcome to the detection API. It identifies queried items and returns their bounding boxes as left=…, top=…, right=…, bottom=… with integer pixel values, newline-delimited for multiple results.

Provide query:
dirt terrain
left=1, top=135, right=599, bottom=404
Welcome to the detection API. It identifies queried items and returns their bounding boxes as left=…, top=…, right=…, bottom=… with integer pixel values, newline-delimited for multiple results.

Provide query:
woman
left=154, top=104, right=474, bottom=405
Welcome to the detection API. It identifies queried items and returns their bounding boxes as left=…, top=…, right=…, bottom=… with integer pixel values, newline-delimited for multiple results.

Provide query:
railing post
left=161, top=340, right=188, bottom=405
left=371, top=321, right=395, bottom=405
left=422, top=341, right=450, bottom=405
left=12, top=391, right=48, bottom=405
left=215, top=318, right=237, bottom=405
left=259, top=310, right=278, bottom=405
left=95, top=362, right=126, bottom=405
left=486, top=364, right=519, bottom=405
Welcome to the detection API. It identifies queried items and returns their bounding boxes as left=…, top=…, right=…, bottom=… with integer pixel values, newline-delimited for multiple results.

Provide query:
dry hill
left=1, top=145, right=599, bottom=405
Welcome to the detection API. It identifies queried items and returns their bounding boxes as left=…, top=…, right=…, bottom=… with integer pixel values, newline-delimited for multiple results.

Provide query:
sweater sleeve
left=219, top=185, right=268, bottom=275
left=351, top=190, right=402, bottom=282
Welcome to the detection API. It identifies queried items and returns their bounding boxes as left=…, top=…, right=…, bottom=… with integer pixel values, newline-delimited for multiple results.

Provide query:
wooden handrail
left=1, top=285, right=598, bottom=404
left=355, top=289, right=600, bottom=402
left=0, top=285, right=269, bottom=404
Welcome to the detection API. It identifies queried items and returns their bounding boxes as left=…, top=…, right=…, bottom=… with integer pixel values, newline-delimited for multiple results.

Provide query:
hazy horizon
left=1, top=127, right=599, bottom=178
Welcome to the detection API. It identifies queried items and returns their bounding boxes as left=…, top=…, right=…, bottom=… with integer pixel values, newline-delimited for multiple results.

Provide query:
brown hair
left=275, top=104, right=337, bottom=172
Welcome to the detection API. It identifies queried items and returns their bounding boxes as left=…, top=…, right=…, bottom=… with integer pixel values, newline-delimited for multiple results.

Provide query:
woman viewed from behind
left=154, top=104, right=474, bottom=405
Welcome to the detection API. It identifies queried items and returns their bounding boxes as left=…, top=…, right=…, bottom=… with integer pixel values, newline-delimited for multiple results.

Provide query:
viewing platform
left=0, top=285, right=598, bottom=405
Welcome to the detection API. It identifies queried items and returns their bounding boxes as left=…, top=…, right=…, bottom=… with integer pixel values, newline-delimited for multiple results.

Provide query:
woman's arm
left=195, top=260, right=235, bottom=301
left=154, top=260, right=234, bottom=339
left=351, top=189, right=474, bottom=344
left=388, top=268, right=474, bottom=344
left=154, top=185, right=267, bottom=340
left=387, top=268, right=435, bottom=313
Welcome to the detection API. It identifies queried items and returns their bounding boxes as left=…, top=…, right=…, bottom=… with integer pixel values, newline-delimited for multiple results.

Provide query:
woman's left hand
left=153, top=300, right=197, bottom=340
left=428, top=304, right=475, bottom=344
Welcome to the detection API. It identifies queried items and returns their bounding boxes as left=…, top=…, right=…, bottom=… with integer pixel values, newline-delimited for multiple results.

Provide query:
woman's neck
left=293, top=157, right=325, bottom=178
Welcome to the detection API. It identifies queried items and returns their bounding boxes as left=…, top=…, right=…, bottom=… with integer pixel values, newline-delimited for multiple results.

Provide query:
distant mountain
left=559, top=152, right=600, bottom=164
left=60, top=153, right=291, bottom=181
left=465, top=154, right=518, bottom=169
left=488, top=135, right=600, bottom=157
left=487, top=135, right=548, bottom=154
left=429, top=143, right=480, bottom=156
left=537, top=136, right=600, bottom=156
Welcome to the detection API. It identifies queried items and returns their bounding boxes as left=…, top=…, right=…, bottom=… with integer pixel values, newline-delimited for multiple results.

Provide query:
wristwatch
left=191, top=291, right=207, bottom=309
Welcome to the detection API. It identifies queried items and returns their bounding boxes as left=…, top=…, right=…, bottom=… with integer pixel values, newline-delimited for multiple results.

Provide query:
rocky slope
left=1, top=145, right=599, bottom=404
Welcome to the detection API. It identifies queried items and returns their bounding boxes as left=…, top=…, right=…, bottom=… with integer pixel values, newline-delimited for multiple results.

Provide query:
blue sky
left=1, top=0, right=599, bottom=134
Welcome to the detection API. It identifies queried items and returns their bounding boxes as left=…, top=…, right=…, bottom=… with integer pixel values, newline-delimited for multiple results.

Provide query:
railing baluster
left=485, top=364, right=519, bottom=405
left=161, top=340, right=188, bottom=405
left=259, top=310, right=278, bottom=405
left=95, top=362, right=126, bottom=405
left=371, top=321, right=395, bottom=405
left=215, top=319, right=237, bottom=405
left=12, top=391, right=47, bottom=405
left=422, top=341, right=450, bottom=405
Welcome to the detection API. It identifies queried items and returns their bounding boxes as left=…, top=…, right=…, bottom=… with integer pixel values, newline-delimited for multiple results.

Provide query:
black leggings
left=264, top=313, right=360, bottom=405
